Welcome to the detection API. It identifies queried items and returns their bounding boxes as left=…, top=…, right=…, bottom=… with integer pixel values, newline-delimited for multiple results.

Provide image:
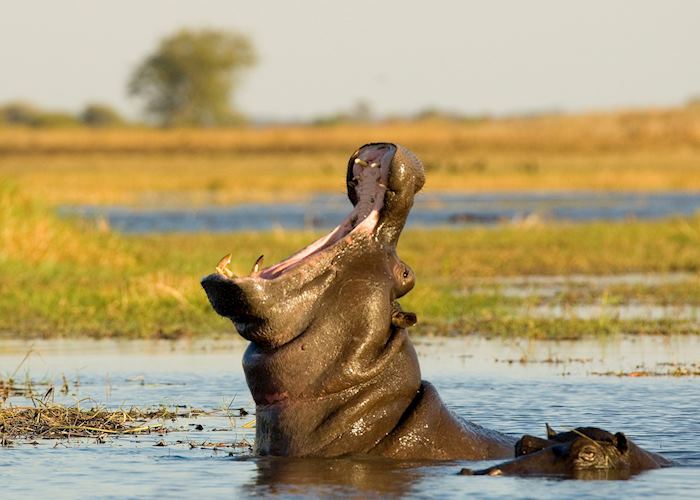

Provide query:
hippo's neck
left=242, top=321, right=421, bottom=456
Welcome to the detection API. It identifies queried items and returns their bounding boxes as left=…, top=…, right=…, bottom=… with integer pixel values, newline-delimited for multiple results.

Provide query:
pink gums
left=259, top=144, right=394, bottom=280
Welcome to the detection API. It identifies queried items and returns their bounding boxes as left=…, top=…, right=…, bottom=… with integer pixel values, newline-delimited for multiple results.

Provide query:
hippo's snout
left=200, top=273, right=239, bottom=318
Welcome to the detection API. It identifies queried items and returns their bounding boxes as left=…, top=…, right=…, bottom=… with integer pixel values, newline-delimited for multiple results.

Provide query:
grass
left=1, top=182, right=699, bottom=339
left=3, top=150, right=700, bottom=207
left=1, top=104, right=700, bottom=205
left=2, top=105, right=700, bottom=339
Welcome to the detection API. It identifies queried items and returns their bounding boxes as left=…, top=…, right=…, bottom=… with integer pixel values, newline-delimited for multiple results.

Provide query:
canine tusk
left=215, top=253, right=235, bottom=278
left=252, top=254, right=264, bottom=273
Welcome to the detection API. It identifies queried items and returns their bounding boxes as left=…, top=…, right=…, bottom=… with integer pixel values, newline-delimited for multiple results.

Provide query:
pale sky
left=1, top=0, right=699, bottom=121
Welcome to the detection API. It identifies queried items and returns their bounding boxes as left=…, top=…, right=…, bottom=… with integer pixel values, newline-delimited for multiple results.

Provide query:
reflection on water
left=239, top=456, right=429, bottom=497
left=2, top=336, right=699, bottom=498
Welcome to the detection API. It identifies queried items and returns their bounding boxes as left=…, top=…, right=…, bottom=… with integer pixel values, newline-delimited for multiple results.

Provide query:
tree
left=80, top=103, right=125, bottom=127
left=128, top=29, right=256, bottom=127
left=0, top=101, right=79, bottom=128
left=0, top=101, right=39, bottom=126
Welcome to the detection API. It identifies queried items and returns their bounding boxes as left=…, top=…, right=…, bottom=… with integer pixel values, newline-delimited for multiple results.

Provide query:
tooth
left=215, top=253, right=235, bottom=278
left=369, top=162, right=380, bottom=168
left=252, top=254, right=264, bottom=273
left=217, top=254, right=231, bottom=269
left=354, top=158, right=369, bottom=167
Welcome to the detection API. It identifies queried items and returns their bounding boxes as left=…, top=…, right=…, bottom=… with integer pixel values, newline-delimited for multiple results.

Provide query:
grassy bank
left=1, top=105, right=700, bottom=205
left=1, top=183, right=699, bottom=339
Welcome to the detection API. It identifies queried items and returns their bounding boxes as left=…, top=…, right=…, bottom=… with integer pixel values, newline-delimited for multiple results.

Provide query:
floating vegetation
left=0, top=402, right=253, bottom=447
left=494, top=356, right=593, bottom=365
left=592, top=362, right=700, bottom=377
left=0, top=404, right=177, bottom=445
left=1, top=363, right=253, bottom=447
left=171, top=439, right=253, bottom=452
left=1, top=365, right=76, bottom=404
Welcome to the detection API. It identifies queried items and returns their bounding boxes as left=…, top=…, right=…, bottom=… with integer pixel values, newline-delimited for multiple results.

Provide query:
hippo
left=201, top=143, right=514, bottom=459
left=460, top=424, right=672, bottom=478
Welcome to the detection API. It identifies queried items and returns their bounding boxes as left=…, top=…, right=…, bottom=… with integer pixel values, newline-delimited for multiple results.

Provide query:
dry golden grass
left=2, top=105, right=700, bottom=154
left=1, top=104, right=700, bottom=205
left=0, top=405, right=176, bottom=443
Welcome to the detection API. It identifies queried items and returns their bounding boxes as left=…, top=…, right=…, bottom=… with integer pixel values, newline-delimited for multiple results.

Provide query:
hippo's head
left=200, top=143, right=427, bottom=456
left=461, top=426, right=632, bottom=479
left=200, top=143, right=424, bottom=349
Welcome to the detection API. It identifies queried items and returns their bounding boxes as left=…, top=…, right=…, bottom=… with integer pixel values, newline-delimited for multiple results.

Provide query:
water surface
left=1, top=336, right=698, bottom=498
left=59, top=191, right=700, bottom=233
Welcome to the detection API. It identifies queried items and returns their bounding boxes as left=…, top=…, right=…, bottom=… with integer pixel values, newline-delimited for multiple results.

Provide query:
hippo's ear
left=515, top=435, right=552, bottom=456
left=546, top=423, right=558, bottom=439
left=391, top=310, right=417, bottom=328
left=614, top=432, right=629, bottom=453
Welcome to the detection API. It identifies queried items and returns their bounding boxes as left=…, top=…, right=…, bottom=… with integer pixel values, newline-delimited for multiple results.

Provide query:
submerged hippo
left=460, top=424, right=672, bottom=478
left=201, top=143, right=514, bottom=459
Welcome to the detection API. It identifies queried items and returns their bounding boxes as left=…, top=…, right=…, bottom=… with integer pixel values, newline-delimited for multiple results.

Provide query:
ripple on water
left=1, top=336, right=699, bottom=498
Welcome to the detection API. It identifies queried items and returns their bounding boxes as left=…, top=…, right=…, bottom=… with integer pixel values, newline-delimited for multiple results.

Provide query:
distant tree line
left=2, top=26, right=700, bottom=130
left=1, top=28, right=257, bottom=129
left=0, top=98, right=494, bottom=129
left=0, top=101, right=125, bottom=128
left=0, top=27, right=492, bottom=129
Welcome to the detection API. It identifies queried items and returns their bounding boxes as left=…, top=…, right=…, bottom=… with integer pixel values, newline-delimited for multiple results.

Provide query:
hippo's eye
left=402, top=269, right=410, bottom=279
left=579, top=446, right=597, bottom=462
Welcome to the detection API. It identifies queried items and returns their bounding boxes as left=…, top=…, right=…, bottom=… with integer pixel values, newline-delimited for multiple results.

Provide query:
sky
left=1, top=0, right=700, bottom=121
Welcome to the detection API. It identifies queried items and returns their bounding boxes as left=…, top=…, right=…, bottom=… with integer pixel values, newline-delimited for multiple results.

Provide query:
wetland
left=2, top=114, right=700, bottom=497
left=2, top=337, right=699, bottom=498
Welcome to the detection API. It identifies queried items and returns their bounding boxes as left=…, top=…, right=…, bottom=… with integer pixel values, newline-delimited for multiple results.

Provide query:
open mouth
left=213, top=143, right=396, bottom=281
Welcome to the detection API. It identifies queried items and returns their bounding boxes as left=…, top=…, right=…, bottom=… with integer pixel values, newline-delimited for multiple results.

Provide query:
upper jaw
left=209, top=143, right=398, bottom=283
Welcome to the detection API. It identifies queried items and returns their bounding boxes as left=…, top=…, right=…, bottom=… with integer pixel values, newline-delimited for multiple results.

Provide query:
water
left=527, top=303, right=700, bottom=321
left=464, top=272, right=700, bottom=324
left=1, top=336, right=699, bottom=498
left=59, top=191, right=700, bottom=233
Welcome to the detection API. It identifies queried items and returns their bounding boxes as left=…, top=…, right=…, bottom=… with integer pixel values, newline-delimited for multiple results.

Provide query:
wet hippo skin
left=201, top=143, right=514, bottom=459
left=460, top=424, right=672, bottom=478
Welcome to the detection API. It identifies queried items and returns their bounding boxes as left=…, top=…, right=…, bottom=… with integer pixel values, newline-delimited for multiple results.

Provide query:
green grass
left=1, top=182, right=699, bottom=339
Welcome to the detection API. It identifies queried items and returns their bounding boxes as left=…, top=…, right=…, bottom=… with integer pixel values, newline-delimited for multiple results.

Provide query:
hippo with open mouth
left=460, top=424, right=672, bottom=478
left=201, top=143, right=514, bottom=459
